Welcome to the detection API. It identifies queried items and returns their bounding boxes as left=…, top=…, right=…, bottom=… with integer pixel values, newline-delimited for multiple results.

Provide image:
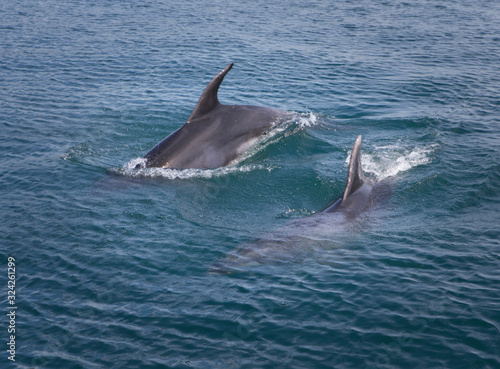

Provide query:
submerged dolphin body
left=138, top=63, right=291, bottom=169
left=210, top=135, right=392, bottom=273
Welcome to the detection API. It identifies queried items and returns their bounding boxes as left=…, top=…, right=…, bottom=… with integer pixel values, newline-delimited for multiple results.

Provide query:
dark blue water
left=2, top=0, right=500, bottom=368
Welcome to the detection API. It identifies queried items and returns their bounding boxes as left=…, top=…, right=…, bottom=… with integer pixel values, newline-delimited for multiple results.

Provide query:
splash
left=347, top=142, right=438, bottom=181
left=297, top=112, right=318, bottom=128
left=113, top=160, right=274, bottom=179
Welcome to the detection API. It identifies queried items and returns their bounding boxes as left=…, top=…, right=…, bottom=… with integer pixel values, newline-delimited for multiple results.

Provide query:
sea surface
left=1, top=0, right=500, bottom=368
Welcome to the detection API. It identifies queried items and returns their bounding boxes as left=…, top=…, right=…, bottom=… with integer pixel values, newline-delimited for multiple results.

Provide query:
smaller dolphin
left=210, top=135, right=392, bottom=273
left=137, top=63, right=291, bottom=169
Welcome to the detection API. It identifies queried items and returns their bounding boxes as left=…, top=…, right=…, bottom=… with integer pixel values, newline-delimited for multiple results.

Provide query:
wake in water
left=115, top=112, right=318, bottom=179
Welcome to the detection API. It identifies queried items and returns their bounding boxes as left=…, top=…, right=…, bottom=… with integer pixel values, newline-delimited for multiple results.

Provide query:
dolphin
left=137, top=63, right=291, bottom=169
left=210, top=135, right=392, bottom=273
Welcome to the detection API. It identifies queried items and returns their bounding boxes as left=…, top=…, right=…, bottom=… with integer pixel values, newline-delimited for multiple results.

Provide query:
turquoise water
left=2, top=0, right=500, bottom=368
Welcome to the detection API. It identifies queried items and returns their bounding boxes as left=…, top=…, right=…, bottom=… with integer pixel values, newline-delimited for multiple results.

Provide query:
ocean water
left=1, top=0, right=500, bottom=368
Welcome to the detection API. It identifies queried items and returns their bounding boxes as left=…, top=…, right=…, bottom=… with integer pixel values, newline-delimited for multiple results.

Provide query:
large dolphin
left=210, top=135, right=392, bottom=273
left=137, top=63, right=291, bottom=169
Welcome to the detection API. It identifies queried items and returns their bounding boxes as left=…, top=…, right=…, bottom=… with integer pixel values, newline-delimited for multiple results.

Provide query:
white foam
left=346, top=142, right=438, bottom=180
left=114, top=160, right=274, bottom=179
left=297, top=112, right=318, bottom=128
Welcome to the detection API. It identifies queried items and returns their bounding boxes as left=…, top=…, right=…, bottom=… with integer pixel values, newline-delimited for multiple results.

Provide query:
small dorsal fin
left=342, top=135, right=365, bottom=202
left=187, top=63, right=234, bottom=122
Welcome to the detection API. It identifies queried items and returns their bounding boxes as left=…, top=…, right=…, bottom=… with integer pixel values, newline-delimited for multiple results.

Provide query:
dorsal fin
left=342, top=135, right=365, bottom=202
left=187, top=63, right=233, bottom=122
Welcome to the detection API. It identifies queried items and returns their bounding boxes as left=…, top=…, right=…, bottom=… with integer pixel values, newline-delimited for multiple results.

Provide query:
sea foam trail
left=118, top=112, right=318, bottom=179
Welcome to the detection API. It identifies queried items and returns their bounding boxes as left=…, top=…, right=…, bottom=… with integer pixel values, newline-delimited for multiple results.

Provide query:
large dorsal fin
left=342, top=135, right=365, bottom=202
left=187, top=63, right=233, bottom=122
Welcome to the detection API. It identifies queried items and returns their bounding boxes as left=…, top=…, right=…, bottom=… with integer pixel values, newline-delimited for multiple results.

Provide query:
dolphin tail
left=187, top=63, right=234, bottom=122
left=342, top=135, right=365, bottom=201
